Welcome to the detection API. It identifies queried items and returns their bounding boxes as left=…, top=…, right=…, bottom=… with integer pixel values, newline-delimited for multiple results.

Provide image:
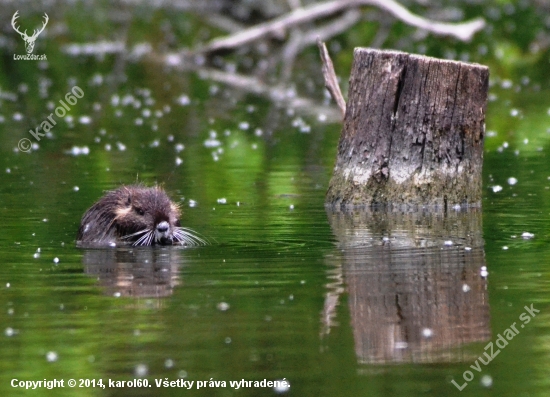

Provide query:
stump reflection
left=82, top=247, right=183, bottom=299
left=325, top=208, right=490, bottom=364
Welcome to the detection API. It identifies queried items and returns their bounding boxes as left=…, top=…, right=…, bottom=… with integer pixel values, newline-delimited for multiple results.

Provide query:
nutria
left=77, top=185, right=205, bottom=247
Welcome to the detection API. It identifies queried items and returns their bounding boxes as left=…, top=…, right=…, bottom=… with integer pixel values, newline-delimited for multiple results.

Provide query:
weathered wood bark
left=326, top=48, right=489, bottom=209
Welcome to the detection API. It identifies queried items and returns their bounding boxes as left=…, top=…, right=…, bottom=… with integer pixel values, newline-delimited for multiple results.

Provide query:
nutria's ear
left=120, top=186, right=132, bottom=206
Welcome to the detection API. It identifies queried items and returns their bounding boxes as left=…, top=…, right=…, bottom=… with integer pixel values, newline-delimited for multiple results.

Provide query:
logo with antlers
left=11, top=11, right=49, bottom=54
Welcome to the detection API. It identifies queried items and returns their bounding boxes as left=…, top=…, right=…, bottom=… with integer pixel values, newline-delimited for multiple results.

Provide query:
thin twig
left=317, top=39, right=346, bottom=118
left=196, top=0, right=485, bottom=53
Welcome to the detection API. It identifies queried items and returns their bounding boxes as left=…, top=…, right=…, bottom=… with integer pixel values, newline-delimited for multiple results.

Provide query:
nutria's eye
left=126, top=195, right=131, bottom=207
left=134, top=207, right=145, bottom=216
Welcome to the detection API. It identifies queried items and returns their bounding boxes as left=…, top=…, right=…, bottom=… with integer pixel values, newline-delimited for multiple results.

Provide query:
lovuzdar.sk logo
left=12, top=10, right=48, bottom=61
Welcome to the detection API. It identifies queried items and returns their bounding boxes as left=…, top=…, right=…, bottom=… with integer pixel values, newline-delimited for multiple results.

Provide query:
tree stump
left=326, top=48, right=489, bottom=209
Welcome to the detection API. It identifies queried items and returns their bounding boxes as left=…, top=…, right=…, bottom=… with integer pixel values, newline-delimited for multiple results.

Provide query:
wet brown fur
left=77, top=185, right=181, bottom=246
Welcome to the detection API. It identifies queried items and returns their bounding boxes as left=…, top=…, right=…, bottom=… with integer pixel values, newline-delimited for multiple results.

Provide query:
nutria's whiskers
left=172, top=227, right=208, bottom=246
left=133, top=230, right=154, bottom=247
left=121, top=228, right=153, bottom=246
left=121, top=228, right=149, bottom=240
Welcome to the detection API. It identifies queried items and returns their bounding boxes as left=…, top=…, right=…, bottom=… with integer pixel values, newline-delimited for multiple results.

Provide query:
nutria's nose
left=156, top=221, right=169, bottom=233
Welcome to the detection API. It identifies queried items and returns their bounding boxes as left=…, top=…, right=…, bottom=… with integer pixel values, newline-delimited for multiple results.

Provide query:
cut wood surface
left=326, top=48, right=489, bottom=209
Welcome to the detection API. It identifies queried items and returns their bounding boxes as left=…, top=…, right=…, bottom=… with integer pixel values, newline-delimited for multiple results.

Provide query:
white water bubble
left=134, top=364, right=148, bottom=377
left=175, top=143, right=185, bottom=152
left=176, top=94, right=190, bottom=106
left=480, top=374, right=493, bottom=388
left=79, top=115, right=92, bottom=124
left=5, top=327, right=16, bottom=337
left=164, top=359, right=174, bottom=369
left=46, top=351, right=58, bottom=362
left=274, top=379, right=290, bottom=393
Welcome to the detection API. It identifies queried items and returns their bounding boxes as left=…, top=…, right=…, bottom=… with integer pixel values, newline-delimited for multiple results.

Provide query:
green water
left=1, top=1, right=550, bottom=396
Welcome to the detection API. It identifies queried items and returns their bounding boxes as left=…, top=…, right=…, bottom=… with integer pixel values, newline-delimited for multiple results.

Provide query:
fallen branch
left=197, top=0, right=485, bottom=53
left=280, top=9, right=361, bottom=80
left=317, top=39, right=346, bottom=118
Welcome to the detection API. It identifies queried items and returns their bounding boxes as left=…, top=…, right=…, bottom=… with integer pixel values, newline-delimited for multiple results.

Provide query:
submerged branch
left=165, top=59, right=342, bottom=122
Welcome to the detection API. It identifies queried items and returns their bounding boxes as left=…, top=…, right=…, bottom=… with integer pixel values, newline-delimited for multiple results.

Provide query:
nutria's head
left=77, top=185, right=205, bottom=247
left=113, top=186, right=181, bottom=245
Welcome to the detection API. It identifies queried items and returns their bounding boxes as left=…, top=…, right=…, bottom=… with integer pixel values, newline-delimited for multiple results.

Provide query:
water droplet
left=480, top=374, right=493, bottom=388
left=79, top=115, right=92, bottom=124
left=67, top=146, right=90, bottom=156
left=480, top=266, right=489, bottom=277
left=422, top=328, right=433, bottom=338
left=175, top=143, right=185, bottom=152
left=273, top=379, right=290, bottom=393
left=134, top=364, right=148, bottom=377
